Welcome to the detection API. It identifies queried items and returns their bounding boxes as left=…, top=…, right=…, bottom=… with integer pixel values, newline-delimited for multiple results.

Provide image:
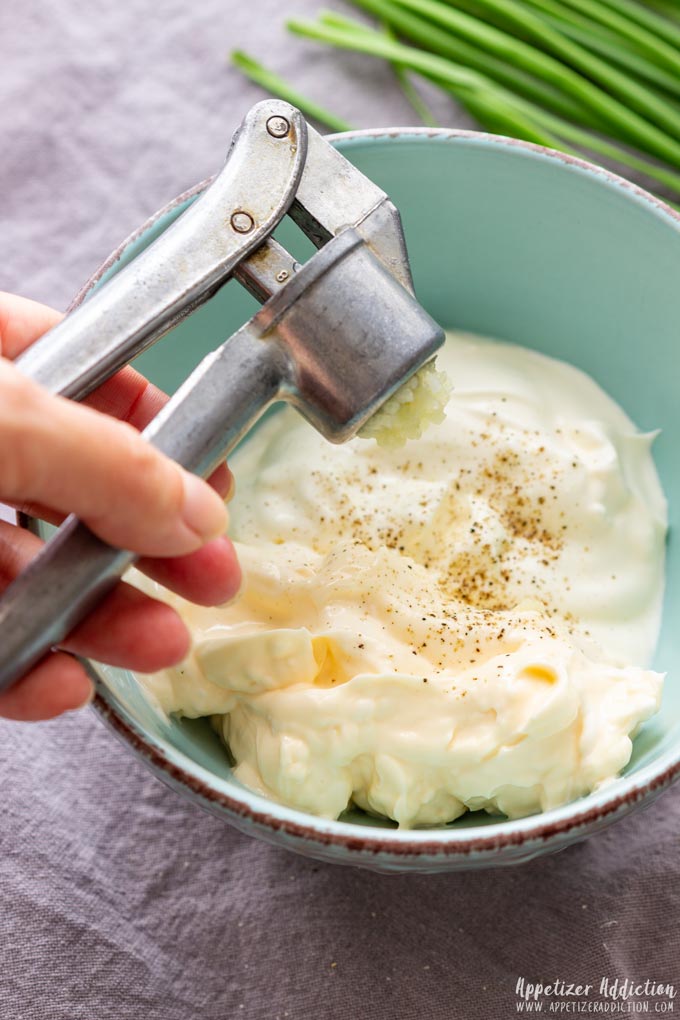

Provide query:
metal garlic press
left=0, top=100, right=444, bottom=690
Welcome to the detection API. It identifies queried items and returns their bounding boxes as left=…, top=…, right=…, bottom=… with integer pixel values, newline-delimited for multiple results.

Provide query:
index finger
left=0, top=291, right=169, bottom=426
left=1, top=291, right=233, bottom=505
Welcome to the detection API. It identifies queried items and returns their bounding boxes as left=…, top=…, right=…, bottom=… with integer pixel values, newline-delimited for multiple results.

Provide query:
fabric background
left=1, top=2, right=678, bottom=1017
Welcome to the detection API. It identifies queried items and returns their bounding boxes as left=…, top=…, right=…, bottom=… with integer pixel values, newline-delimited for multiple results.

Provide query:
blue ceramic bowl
left=74, top=129, right=680, bottom=872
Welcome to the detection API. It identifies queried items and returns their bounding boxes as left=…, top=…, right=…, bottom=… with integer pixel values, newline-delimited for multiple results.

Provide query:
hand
left=0, top=292, right=241, bottom=722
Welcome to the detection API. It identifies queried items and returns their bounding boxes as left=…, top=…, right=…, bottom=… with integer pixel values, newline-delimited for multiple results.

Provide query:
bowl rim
left=80, top=126, right=680, bottom=859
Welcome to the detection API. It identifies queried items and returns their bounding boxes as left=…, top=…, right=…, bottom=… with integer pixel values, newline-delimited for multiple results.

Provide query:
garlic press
left=0, top=100, right=444, bottom=690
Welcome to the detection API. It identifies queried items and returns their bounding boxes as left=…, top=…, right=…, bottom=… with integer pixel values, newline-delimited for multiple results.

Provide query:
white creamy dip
left=135, top=333, right=667, bottom=827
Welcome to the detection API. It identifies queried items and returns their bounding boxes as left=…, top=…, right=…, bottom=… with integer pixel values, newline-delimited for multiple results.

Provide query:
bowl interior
left=91, top=132, right=680, bottom=831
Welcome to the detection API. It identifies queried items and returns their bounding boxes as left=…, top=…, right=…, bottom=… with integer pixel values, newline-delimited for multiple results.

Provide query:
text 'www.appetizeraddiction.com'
left=515, top=978, right=677, bottom=1013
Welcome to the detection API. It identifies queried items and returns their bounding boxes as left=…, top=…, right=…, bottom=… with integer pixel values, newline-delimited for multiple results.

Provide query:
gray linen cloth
left=1, top=2, right=678, bottom=1017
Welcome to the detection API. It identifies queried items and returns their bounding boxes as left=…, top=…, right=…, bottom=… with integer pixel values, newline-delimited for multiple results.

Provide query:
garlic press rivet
left=266, top=115, right=290, bottom=138
left=276, top=270, right=289, bottom=282
left=231, top=211, right=254, bottom=233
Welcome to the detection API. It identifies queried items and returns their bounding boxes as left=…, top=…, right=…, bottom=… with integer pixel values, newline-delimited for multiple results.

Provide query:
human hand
left=0, top=292, right=241, bottom=722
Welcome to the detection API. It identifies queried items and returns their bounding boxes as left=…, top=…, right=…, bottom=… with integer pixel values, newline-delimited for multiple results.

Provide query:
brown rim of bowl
left=69, top=126, right=680, bottom=857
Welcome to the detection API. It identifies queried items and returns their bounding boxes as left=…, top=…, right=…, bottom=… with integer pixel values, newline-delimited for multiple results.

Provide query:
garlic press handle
left=0, top=322, right=289, bottom=692
left=15, top=100, right=307, bottom=401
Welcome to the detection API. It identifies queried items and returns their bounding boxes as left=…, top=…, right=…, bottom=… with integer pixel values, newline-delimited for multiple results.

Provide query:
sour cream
left=135, top=333, right=667, bottom=827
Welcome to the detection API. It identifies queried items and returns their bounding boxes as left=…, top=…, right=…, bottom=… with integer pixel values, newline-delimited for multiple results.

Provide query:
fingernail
left=181, top=472, right=228, bottom=542
left=215, top=535, right=242, bottom=603
left=209, top=462, right=234, bottom=502
left=224, top=469, right=236, bottom=504
left=74, top=680, right=95, bottom=711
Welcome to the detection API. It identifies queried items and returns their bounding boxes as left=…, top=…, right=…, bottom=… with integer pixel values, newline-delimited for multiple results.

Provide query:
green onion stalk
left=231, top=0, right=680, bottom=203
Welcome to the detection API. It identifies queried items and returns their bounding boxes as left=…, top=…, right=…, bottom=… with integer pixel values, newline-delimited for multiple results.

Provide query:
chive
left=289, top=18, right=483, bottom=87
left=523, top=2, right=680, bottom=99
left=594, top=0, right=680, bottom=46
left=258, top=0, right=680, bottom=206
left=550, top=0, right=680, bottom=76
left=342, top=0, right=605, bottom=127
left=324, top=12, right=440, bottom=124
left=289, top=19, right=578, bottom=147
left=381, top=19, right=440, bottom=125
left=230, top=51, right=354, bottom=133
left=443, top=76, right=680, bottom=197
left=289, top=17, right=680, bottom=199
left=426, top=64, right=680, bottom=195
left=389, top=0, right=680, bottom=157
left=452, top=90, right=566, bottom=147
left=400, top=0, right=680, bottom=103
left=324, top=0, right=442, bottom=128
left=394, top=66, right=440, bottom=126
left=529, top=110, right=680, bottom=196
left=318, top=11, right=371, bottom=33
left=522, top=0, right=633, bottom=49
left=434, top=0, right=680, bottom=138
left=434, top=69, right=680, bottom=196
